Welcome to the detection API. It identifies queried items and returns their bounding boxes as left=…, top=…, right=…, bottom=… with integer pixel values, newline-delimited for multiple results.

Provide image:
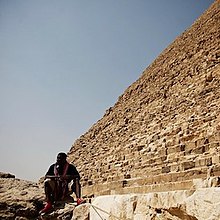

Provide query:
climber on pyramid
left=40, top=152, right=84, bottom=214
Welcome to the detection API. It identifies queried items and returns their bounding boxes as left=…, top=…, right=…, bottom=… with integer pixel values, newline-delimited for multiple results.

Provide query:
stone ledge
left=90, top=188, right=220, bottom=220
left=82, top=166, right=212, bottom=197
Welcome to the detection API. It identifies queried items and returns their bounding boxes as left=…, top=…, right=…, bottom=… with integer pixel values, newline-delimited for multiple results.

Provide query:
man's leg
left=71, top=178, right=85, bottom=205
left=40, top=179, right=56, bottom=213
left=45, top=178, right=56, bottom=202
left=71, top=178, right=81, bottom=198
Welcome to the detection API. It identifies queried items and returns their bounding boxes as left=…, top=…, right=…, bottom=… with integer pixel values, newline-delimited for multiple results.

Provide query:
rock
left=72, top=203, right=90, bottom=220
left=40, top=202, right=76, bottom=220
left=39, top=202, right=91, bottom=220
left=0, top=176, right=90, bottom=220
left=0, top=177, right=44, bottom=219
left=0, top=172, right=15, bottom=178
left=90, top=188, right=220, bottom=220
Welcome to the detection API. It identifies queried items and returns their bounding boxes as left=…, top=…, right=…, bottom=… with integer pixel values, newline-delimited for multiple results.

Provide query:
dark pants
left=44, top=178, right=81, bottom=202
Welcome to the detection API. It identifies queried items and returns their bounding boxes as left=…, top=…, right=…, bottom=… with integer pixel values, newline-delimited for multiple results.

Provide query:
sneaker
left=76, top=198, right=85, bottom=206
left=39, top=202, right=53, bottom=214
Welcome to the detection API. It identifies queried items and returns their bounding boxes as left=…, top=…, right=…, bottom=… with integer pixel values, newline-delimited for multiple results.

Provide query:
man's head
left=56, top=152, right=67, bottom=165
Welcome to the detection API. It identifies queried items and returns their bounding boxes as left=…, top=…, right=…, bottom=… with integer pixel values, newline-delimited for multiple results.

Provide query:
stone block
left=167, top=145, right=179, bottom=154
left=161, top=166, right=171, bottom=173
left=151, top=175, right=162, bottom=184
left=205, top=157, right=212, bottom=166
left=195, top=158, right=206, bottom=167
left=212, top=165, right=220, bottom=176
left=167, top=153, right=179, bottom=162
left=213, top=133, right=220, bottom=141
left=210, top=142, right=220, bottom=149
left=158, top=147, right=167, bottom=156
left=180, top=161, right=195, bottom=171
left=192, top=146, right=206, bottom=154
left=170, top=163, right=180, bottom=172
left=185, top=141, right=196, bottom=152
left=172, top=180, right=193, bottom=190
left=160, top=173, right=172, bottom=183
left=180, top=134, right=196, bottom=142
left=91, top=188, right=220, bottom=220
left=154, top=156, right=165, bottom=165
left=142, top=176, right=154, bottom=185
left=212, top=154, right=220, bottom=164
left=196, top=137, right=207, bottom=147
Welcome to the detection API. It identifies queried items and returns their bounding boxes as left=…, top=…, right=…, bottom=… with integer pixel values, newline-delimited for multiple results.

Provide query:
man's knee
left=44, top=178, right=55, bottom=190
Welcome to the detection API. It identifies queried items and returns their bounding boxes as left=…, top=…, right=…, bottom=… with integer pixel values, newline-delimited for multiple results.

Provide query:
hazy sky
left=0, top=0, right=214, bottom=181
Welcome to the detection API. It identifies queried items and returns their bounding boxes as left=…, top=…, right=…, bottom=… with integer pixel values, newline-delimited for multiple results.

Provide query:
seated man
left=40, top=152, right=84, bottom=214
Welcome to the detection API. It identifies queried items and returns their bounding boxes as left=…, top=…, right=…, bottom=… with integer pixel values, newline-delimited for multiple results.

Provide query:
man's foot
left=76, top=198, right=85, bottom=206
left=39, top=202, right=53, bottom=214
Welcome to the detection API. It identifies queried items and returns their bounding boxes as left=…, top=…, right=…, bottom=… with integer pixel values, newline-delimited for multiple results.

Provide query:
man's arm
left=45, top=164, right=55, bottom=179
left=67, top=164, right=80, bottom=179
left=68, top=164, right=84, bottom=204
left=74, top=178, right=81, bottom=198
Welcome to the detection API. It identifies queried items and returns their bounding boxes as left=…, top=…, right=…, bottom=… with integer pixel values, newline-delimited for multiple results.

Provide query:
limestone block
left=180, top=161, right=195, bottom=171
left=158, top=147, right=167, bottom=156
left=160, top=173, right=172, bottom=183
left=90, top=188, right=220, bottom=220
left=205, top=157, right=212, bottom=166
left=185, top=188, right=220, bottom=219
left=161, top=166, right=171, bottom=173
left=170, top=163, right=179, bottom=172
left=184, top=141, right=196, bottom=152
left=212, top=154, right=220, bottom=164
left=195, top=137, right=205, bottom=146
left=167, top=153, right=179, bottom=162
left=212, top=165, right=220, bottom=176
left=167, top=145, right=179, bottom=154
left=195, top=157, right=206, bottom=167
left=192, top=146, right=206, bottom=154
left=192, top=178, right=206, bottom=189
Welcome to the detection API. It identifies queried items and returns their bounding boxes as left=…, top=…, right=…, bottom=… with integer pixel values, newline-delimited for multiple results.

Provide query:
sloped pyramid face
left=68, top=0, right=220, bottom=197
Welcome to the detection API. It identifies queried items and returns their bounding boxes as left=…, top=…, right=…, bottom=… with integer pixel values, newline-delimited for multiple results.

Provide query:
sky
left=0, top=0, right=214, bottom=181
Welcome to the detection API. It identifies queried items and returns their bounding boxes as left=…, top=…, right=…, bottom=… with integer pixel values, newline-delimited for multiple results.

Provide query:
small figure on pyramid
left=40, top=152, right=84, bottom=214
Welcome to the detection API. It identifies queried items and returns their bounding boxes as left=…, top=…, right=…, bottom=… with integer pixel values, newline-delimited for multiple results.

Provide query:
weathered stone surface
left=0, top=175, right=87, bottom=220
left=68, top=0, right=220, bottom=197
left=0, top=176, right=44, bottom=219
left=72, top=204, right=90, bottom=220
left=40, top=202, right=76, bottom=220
left=90, top=188, right=220, bottom=220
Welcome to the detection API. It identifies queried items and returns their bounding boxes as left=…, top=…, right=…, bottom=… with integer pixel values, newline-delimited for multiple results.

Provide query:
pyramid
left=68, top=0, right=220, bottom=197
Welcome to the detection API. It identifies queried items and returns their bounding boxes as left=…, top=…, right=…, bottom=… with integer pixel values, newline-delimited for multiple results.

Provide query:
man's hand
left=60, top=175, right=74, bottom=181
left=45, top=175, right=60, bottom=179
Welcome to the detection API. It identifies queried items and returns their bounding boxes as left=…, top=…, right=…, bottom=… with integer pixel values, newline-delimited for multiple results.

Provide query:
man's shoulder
left=67, top=163, right=80, bottom=178
left=49, top=163, right=56, bottom=168
left=68, top=163, right=76, bottom=169
left=46, top=163, right=56, bottom=175
left=47, top=163, right=56, bottom=171
left=67, top=163, right=78, bottom=173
